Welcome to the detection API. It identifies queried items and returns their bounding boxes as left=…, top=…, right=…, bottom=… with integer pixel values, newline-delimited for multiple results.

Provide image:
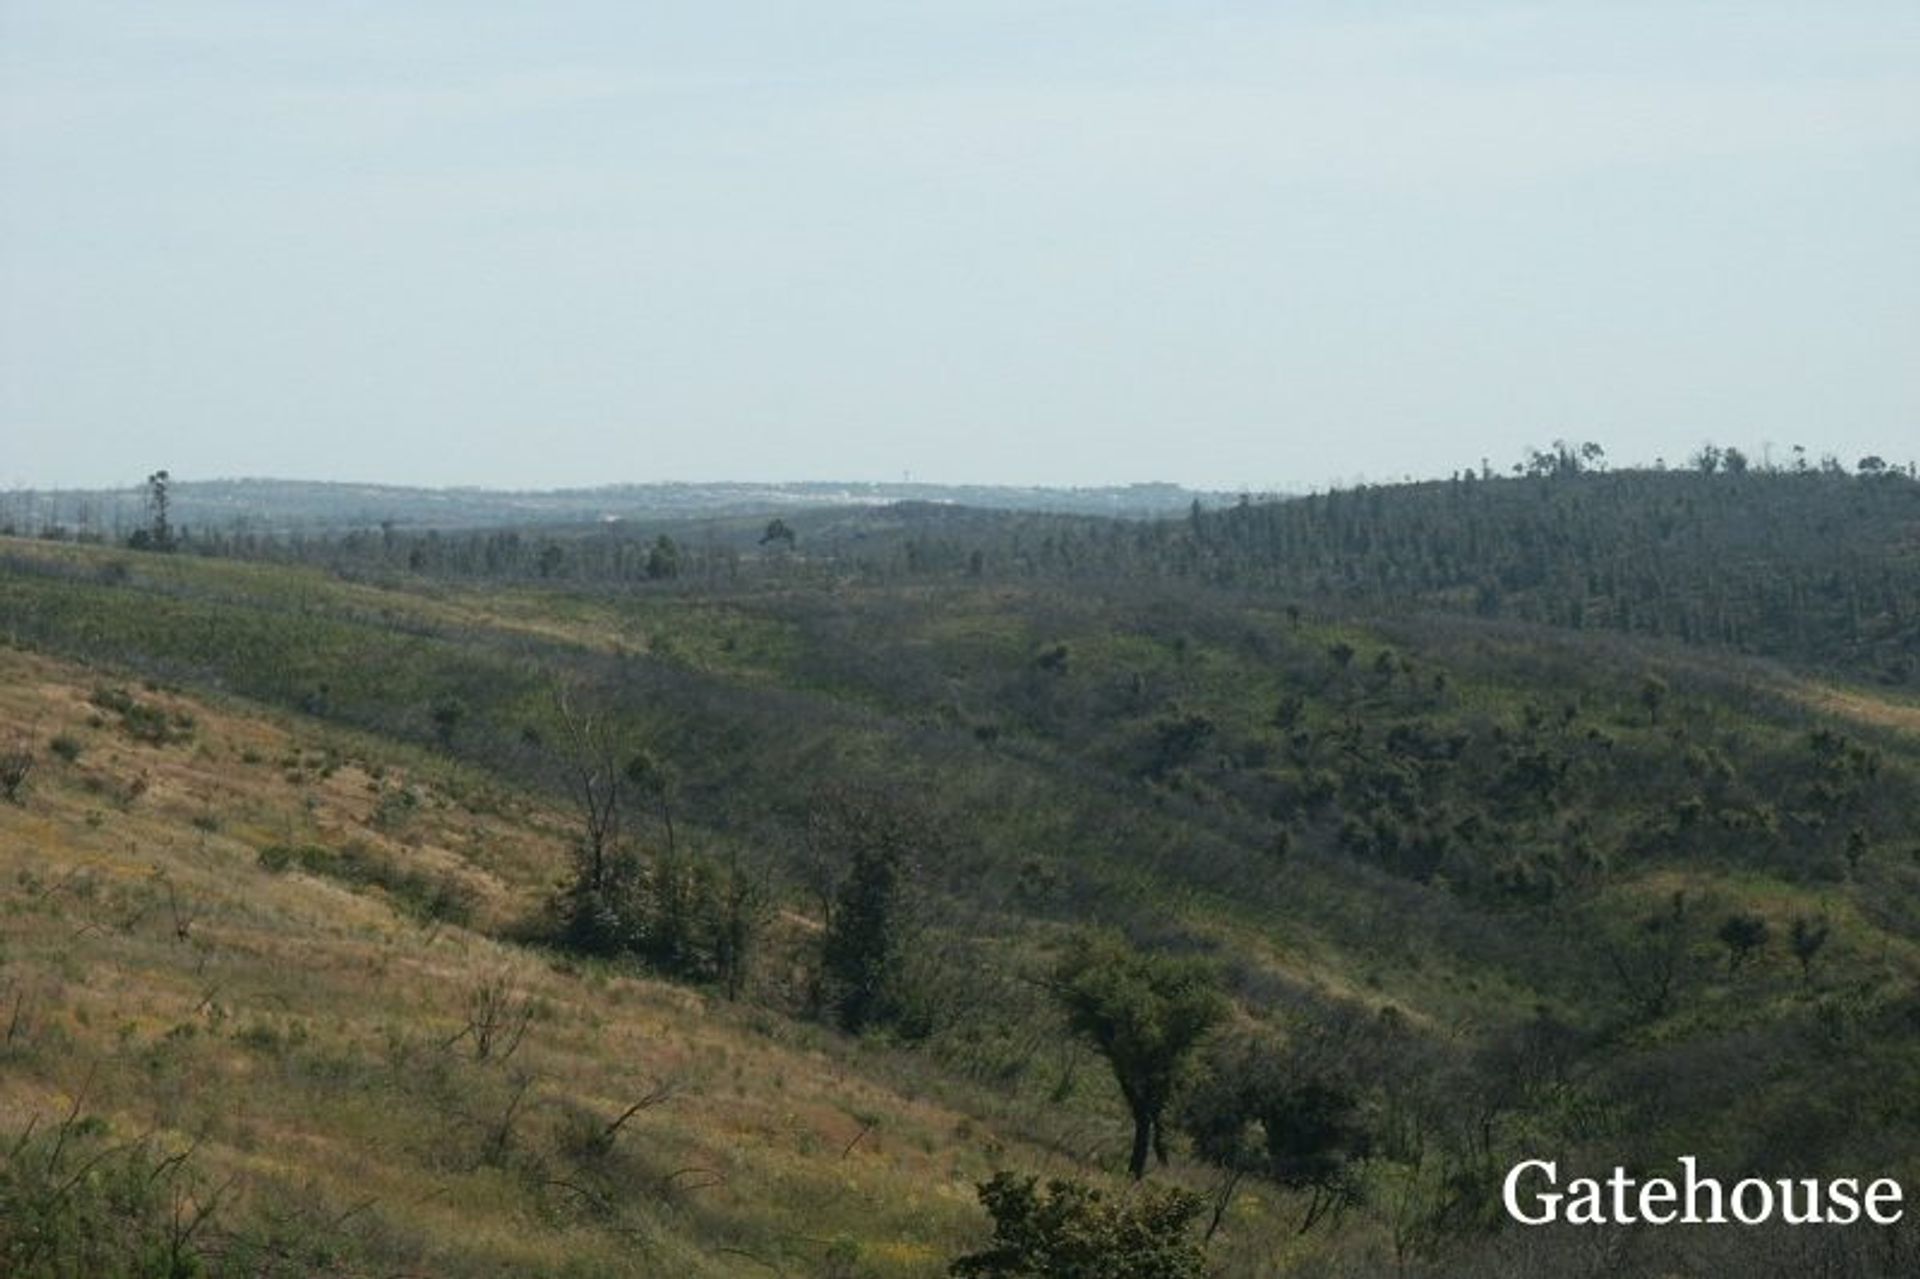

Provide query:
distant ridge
left=1, top=476, right=1247, bottom=534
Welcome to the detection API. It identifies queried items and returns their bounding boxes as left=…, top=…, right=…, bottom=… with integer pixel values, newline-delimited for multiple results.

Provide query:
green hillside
left=4, top=467, right=1919, bottom=1277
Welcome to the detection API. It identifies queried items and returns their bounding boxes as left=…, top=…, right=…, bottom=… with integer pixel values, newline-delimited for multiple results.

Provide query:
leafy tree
left=1035, top=642, right=1071, bottom=675
left=809, top=784, right=933, bottom=1034
left=1182, top=1030, right=1372, bottom=1238
left=646, top=534, right=681, bottom=580
left=821, top=832, right=909, bottom=1032
left=1638, top=674, right=1668, bottom=726
left=712, top=850, right=766, bottom=1001
left=538, top=689, right=765, bottom=989
left=147, top=468, right=173, bottom=549
left=1054, top=935, right=1227, bottom=1179
left=1844, top=826, right=1870, bottom=877
left=127, top=469, right=175, bottom=551
left=1715, top=912, right=1769, bottom=974
left=430, top=698, right=466, bottom=750
left=760, top=517, right=796, bottom=550
left=1148, top=712, right=1215, bottom=777
left=629, top=846, right=763, bottom=988
left=950, top=1173, right=1208, bottom=1279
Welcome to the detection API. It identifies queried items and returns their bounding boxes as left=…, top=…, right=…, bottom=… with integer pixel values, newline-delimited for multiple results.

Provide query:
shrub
left=0, top=743, right=31, bottom=804
left=553, top=846, right=764, bottom=996
left=258, top=842, right=475, bottom=926
left=0, top=1112, right=222, bottom=1276
left=950, top=1172, right=1208, bottom=1279
left=1, top=1108, right=378, bottom=1277
left=89, top=685, right=194, bottom=746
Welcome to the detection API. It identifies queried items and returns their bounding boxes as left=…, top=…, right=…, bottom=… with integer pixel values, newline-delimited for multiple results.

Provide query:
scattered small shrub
left=0, top=1111, right=224, bottom=1276
left=371, top=785, right=420, bottom=833
left=89, top=685, right=194, bottom=746
left=257, top=841, right=475, bottom=925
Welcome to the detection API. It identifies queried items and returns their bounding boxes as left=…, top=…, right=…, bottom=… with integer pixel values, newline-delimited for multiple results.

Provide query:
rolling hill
left=4, top=465, right=1919, bottom=1277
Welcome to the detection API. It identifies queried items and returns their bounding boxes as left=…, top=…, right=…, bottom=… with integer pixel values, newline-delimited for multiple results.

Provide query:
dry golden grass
left=0, top=646, right=1136, bottom=1277
left=1787, top=678, right=1920, bottom=738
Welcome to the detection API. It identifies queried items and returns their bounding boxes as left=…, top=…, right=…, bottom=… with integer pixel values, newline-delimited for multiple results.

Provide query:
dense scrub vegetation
left=53, top=450, right=1911, bottom=688
left=3, top=456, right=1919, bottom=1276
left=1182, top=464, right=1920, bottom=688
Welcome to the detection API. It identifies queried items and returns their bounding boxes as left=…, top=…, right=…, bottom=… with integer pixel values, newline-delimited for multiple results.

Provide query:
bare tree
left=157, top=870, right=201, bottom=943
left=552, top=684, right=628, bottom=894
left=1790, top=915, right=1831, bottom=984
left=536, top=682, right=652, bottom=956
left=447, top=971, right=535, bottom=1063
left=1602, top=891, right=1696, bottom=1021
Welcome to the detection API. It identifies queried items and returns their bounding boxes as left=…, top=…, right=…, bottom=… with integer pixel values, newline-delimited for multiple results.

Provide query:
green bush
left=1, top=1113, right=220, bottom=1277
left=89, top=685, right=194, bottom=746
left=0, top=745, right=31, bottom=803
left=950, top=1172, right=1208, bottom=1279
left=1, top=1110, right=385, bottom=1278
left=257, top=841, right=474, bottom=926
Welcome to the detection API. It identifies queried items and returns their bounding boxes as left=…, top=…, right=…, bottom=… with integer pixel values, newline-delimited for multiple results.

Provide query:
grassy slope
left=0, top=644, right=1101, bottom=1276
left=5, top=533, right=1920, bottom=1275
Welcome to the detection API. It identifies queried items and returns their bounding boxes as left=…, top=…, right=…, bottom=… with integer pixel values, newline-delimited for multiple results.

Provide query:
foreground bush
left=950, top=1172, right=1209, bottom=1279
left=1, top=1111, right=384, bottom=1278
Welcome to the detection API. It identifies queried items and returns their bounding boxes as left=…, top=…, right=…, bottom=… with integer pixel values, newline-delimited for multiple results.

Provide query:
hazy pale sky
left=3, top=2, right=1915, bottom=491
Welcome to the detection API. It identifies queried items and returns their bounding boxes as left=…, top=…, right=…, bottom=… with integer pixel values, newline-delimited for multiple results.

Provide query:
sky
left=2, top=2, right=1915, bottom=492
